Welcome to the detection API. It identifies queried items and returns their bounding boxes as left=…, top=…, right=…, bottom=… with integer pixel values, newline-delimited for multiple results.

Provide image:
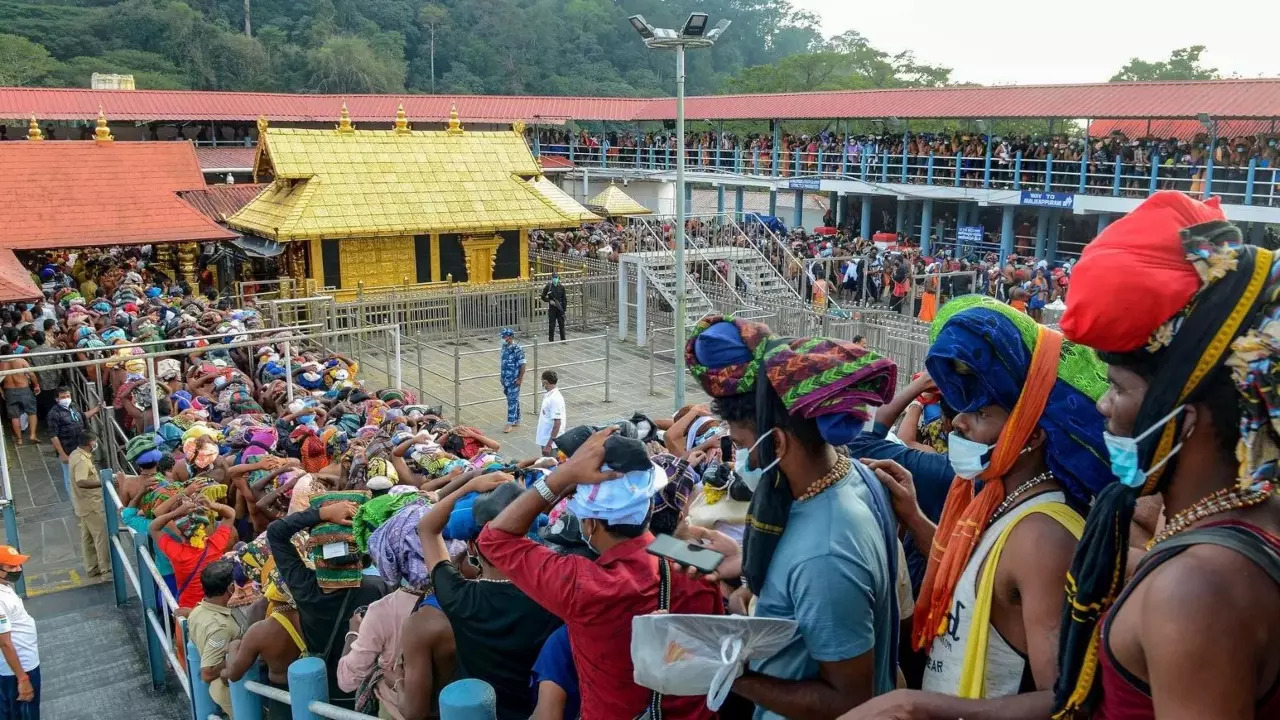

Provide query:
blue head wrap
left=925, top=295, right=1111, bottom=503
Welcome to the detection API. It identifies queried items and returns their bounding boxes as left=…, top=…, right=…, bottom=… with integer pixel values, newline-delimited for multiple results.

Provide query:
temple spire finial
left=393, top=103, right=411, bottom=135
left=336, top=102, right=355, bottom=134
left=94, top=105, right=113, bottom=142
left=446, top=104, right=463, bottom=135
left=256, top=114, right=269, bottom=138
left=27, top=114, right=42, bottom=142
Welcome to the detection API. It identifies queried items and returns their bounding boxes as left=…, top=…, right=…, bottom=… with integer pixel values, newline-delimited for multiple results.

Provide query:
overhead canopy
left=177, top=183, right=269, bottom=223
left=0, top=141, right=236, bottom=249
left=229, top=114, right=592, bottom=241
left=229, top=234, right=286, bottom=258
left=526, top=177, right=600, bottom=224
left=3, top=79, right=1279, bottom=123
left=0, top=249, right=41, bottom=303
left=586, top=184, right=651, bottom=217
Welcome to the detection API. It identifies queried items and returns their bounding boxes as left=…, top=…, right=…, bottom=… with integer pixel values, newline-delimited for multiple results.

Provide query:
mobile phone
left=646, top=533, right=725, bottom=575
left=720, top=436, right=733, bottom=459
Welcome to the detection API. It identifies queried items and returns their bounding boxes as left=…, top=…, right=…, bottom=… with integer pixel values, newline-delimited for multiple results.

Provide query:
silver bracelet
left=533, top=478, right=557, bottom=503
left=344, top=631, right=358, bottom=642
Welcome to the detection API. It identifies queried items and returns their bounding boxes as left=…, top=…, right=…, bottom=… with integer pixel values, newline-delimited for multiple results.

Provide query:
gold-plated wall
left=337, top=236, right=415, bottom=289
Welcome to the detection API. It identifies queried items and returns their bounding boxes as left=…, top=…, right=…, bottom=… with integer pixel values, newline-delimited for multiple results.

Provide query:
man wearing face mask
left=540, top=272, right=567, bottom=342
left=1051, top=192, right=1280, bottom=720
left=0, top=546, right=38, bottom=719
left=685, top=315, right=903, bottom=719
left=46, top=386, right=104, bottom=497
left=840, top=295, right=1112, bottom=719
left=68, top=430, right=112, bottom=579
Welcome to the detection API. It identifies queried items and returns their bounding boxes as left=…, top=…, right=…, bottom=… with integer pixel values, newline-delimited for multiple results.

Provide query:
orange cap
left=0, top=546, right=30, bottom=566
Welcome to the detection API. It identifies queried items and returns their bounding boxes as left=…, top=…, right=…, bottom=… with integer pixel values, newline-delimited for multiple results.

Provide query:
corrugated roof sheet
left=538, top=155, right=575, bottom=171
left=1088, top=118, right=1278, bottom=140
left=177, top=183, right=269, bottom=223
left=527, top=177, right=599, bottom=224
left=195, top=146, right=257, bottom=172
left=0, top=249, right=41, bottom=302
left=2, top=79, right=1278, bottom=124
left=586, top=184, right=651, bottom=216
left=0, top=141, right=237, bottom=249
left=228, top=123, right=590, bottom=241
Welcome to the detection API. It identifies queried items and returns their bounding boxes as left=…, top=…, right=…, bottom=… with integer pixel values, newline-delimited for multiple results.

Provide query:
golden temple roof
left=527, top=176, right=600, bottom=224
left=585, top=184, right=651, bottom=217
left=228, top=112, right=589, bottom=241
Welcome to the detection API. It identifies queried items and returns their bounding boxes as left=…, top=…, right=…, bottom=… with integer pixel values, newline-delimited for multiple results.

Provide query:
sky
left=789, top=0, right=1279, bottom=85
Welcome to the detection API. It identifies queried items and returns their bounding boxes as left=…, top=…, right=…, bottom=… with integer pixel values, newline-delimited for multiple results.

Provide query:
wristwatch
left=533, top=477, right=558, bottom=503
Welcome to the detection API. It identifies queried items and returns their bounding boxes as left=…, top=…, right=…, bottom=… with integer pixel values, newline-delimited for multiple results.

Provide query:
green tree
left=417, top=3, right=446, bottom=93
left=0, top=33, right=57, bottom=86
left=46, top=50, right=189, bottom=89
left=305, top=34, right=405, bottom=93
left=1111, top=45, right=1220, bottom=82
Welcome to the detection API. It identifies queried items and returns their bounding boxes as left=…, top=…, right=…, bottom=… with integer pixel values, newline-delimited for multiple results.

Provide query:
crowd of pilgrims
left=8, top=190, right=1280, bottom=720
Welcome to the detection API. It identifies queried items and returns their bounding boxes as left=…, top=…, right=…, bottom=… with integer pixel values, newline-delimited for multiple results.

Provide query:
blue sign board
left=787, top=178, right=822, bottom=190
left=1019, top=191, right=1074, bottom=209
left=957, top=225, right=984, bottom=244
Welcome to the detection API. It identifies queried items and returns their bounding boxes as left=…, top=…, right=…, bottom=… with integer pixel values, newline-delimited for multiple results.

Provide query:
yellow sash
left=956, top=501, right=1084, bottom=698
left=271, top=611, right=308, bottom=656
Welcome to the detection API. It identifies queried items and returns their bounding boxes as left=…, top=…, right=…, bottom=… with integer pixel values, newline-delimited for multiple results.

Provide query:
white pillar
left=636, top=270, right=648, bottom=347
left=618, top=257, right=629, bottom=341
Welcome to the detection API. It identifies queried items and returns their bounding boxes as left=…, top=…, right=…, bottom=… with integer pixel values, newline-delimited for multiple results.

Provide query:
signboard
left=787, top=178, right=821, bottom=190
left=957, top=225, right=984, bottom=244
left=1019, top=190, right=1074, bottom=209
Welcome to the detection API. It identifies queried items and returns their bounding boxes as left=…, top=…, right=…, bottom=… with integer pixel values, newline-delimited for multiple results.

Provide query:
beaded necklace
left=1148, top=481, right=1275, bottom=548
left=990, top=470, right=1055, bottom=522
left=796, top=455, right=852, bottom=502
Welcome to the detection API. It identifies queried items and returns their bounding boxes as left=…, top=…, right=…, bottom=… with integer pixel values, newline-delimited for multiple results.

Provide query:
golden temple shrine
left=228, top=104, right=596, bottom=292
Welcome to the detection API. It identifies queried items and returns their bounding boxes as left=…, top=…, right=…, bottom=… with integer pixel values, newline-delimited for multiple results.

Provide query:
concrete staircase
left=641, top=260, right=716, bottom=327
left=721, top=247, right=799, bottom=303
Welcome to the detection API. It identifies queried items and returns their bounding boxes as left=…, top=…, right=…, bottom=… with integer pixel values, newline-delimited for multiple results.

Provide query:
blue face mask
left=1103, top=405, right=1186, bottom=489
left=297, top=414, right=315, bottom=425
left=733, top=429, right=778, bottom=492
left=947, top=431, right=995, bottom=479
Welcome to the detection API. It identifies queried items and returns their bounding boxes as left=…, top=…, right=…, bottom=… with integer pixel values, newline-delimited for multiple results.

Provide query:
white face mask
left=57, top=397, right=71, bottom=409
left=733, top=429, right=779, bottom=492
left=947, top=431, right=995, bottom=479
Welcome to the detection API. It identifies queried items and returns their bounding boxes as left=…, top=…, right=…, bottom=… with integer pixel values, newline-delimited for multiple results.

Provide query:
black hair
left=42, top=318, right=56, bottom=331
left=600, top=518, right=648, bottom=538
left=713, top=383, right=826, bottom=452
left=541, top=370, right=558, bottom=385
left=0, top=346, right=10, bottom=357
left=200, top=559, right=236, bottom=597
left=32, top=331, right=44, bottom=345
left=157, top=455, right=176, bottom=473
left=852, top=334, right=865, bottom=344
left=54, top=385, right=70, bottom=397
left=156, top=397, right=172, bottom=416
left=80, top=430, right=98, bottom=447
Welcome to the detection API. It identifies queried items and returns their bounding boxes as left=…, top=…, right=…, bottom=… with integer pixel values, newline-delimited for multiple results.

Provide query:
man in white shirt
left=536, top=370, right=566, bottom=456
left=0, top=545, right=38, bottom=719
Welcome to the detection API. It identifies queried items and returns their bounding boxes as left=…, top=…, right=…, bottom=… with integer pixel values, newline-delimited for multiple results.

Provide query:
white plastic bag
left=631, top=614, right=797, bottom=711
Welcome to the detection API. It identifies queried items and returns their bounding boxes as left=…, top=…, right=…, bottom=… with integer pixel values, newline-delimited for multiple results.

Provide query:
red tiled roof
left=194, top=146, right=257, bottom=172
left=538, top=155, right=575, bottom=170
left=2, top=79, right=1278, bottom=124
left=0, top=141, right=237, bottom=250
left=1088, top=118, right=1277, bottom=140
left=0, top=249, right=41, bottom=303
left=177, top=183, right=268, bottom=223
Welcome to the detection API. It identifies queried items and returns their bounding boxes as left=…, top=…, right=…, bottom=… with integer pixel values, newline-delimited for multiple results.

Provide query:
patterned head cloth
left=685, top=313, right=897, bottom=594
left=353, top=492, right=428, bottom=555
left=1052, top=192, right=1280, bottom=718
left=301, top=435, right=330, bottom=473
left=306, top=490, right=371, bottom=589
left=366, top=502, right=436, bottom=591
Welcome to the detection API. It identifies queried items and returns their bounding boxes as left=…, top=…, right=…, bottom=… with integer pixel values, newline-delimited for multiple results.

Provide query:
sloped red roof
left=1088, top=118, right=1276, bottom=140
left=0, top=141, right=237, bottom=249
left=0, top=249, right=41, bottom=302
left=194, top=146, right=257, bottom=172
left=1, top=79, right=1278, bottom=124
left=177, top=183, right=268, bottom=223
left=538, top=155, right=575, bottom=170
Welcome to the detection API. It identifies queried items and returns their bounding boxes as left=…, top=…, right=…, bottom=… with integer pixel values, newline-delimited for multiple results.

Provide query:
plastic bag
left=631, top=614, right=797, bottom=711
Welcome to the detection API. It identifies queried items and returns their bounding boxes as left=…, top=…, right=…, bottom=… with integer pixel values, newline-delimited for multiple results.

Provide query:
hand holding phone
left=646, top=533, right=725, bottom=575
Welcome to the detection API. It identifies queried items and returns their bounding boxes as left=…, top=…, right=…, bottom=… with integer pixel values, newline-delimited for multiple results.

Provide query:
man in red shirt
left=149, top=497, right=235, bottom=609
left=479, top=429, right=723, bottom=720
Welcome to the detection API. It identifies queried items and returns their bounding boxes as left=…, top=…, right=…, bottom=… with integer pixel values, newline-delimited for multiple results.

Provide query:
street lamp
left=629, top=12, right=731, bottom=411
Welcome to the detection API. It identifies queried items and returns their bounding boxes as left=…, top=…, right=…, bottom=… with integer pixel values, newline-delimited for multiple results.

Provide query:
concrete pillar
left=636, top=269, right=647, bottom=346
left=1034, top=208, right=1049, bottom=259
left=936, top=219, right=946, bottom=256
left=618, top=259, right=628, bottom=341
left=860, top=195, right=872, bottom=240
left=439, top=679, right=498, bottom=720
left=840, top=195, right=851, bottom=227
left=287, top=657, right=329, bottom=720
left=829, top=191, right=840, bottom=226
left=920, top=199, right=934, bottom=254
left=1000, top=206, right=1016, bottom=265
left=895, top=199, right=906, bottom=235
left=769, top=189, right=778, bottom=217
left=1047, top=210, right=1061, bottom=263
left=1096, top=213, right=1111, bottom=234
left=793, top=189, right=804, bottom=229
left=716, top=185, right=725, bottom=214
left=734, top=187, right=744, bottom=216
left=1249, top=221, right=1265, bottom=246
left=684, top=182, right=693, bottom=212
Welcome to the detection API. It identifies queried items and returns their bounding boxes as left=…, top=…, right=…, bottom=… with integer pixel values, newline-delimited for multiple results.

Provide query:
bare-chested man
left=0, top=345, right=41, bottom=445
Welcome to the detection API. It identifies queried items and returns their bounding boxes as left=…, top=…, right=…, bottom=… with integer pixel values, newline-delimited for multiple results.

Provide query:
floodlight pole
left=673, top=42, right=687, bottom=410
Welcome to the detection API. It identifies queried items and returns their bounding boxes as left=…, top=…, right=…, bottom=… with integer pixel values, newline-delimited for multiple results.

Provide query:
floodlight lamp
left=704, top=19, right=732, bottom=41
left=1196, top=112, right=1212, bottom=127
left=682, top=12, right=710, bottom=37
left=629, top=15, right=656, bottom=41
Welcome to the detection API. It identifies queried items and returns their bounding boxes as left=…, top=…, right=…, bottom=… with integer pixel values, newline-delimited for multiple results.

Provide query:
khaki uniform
left=68, top=447, right=109, bottom=576
left=188, top=600, right=243, bottom=718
